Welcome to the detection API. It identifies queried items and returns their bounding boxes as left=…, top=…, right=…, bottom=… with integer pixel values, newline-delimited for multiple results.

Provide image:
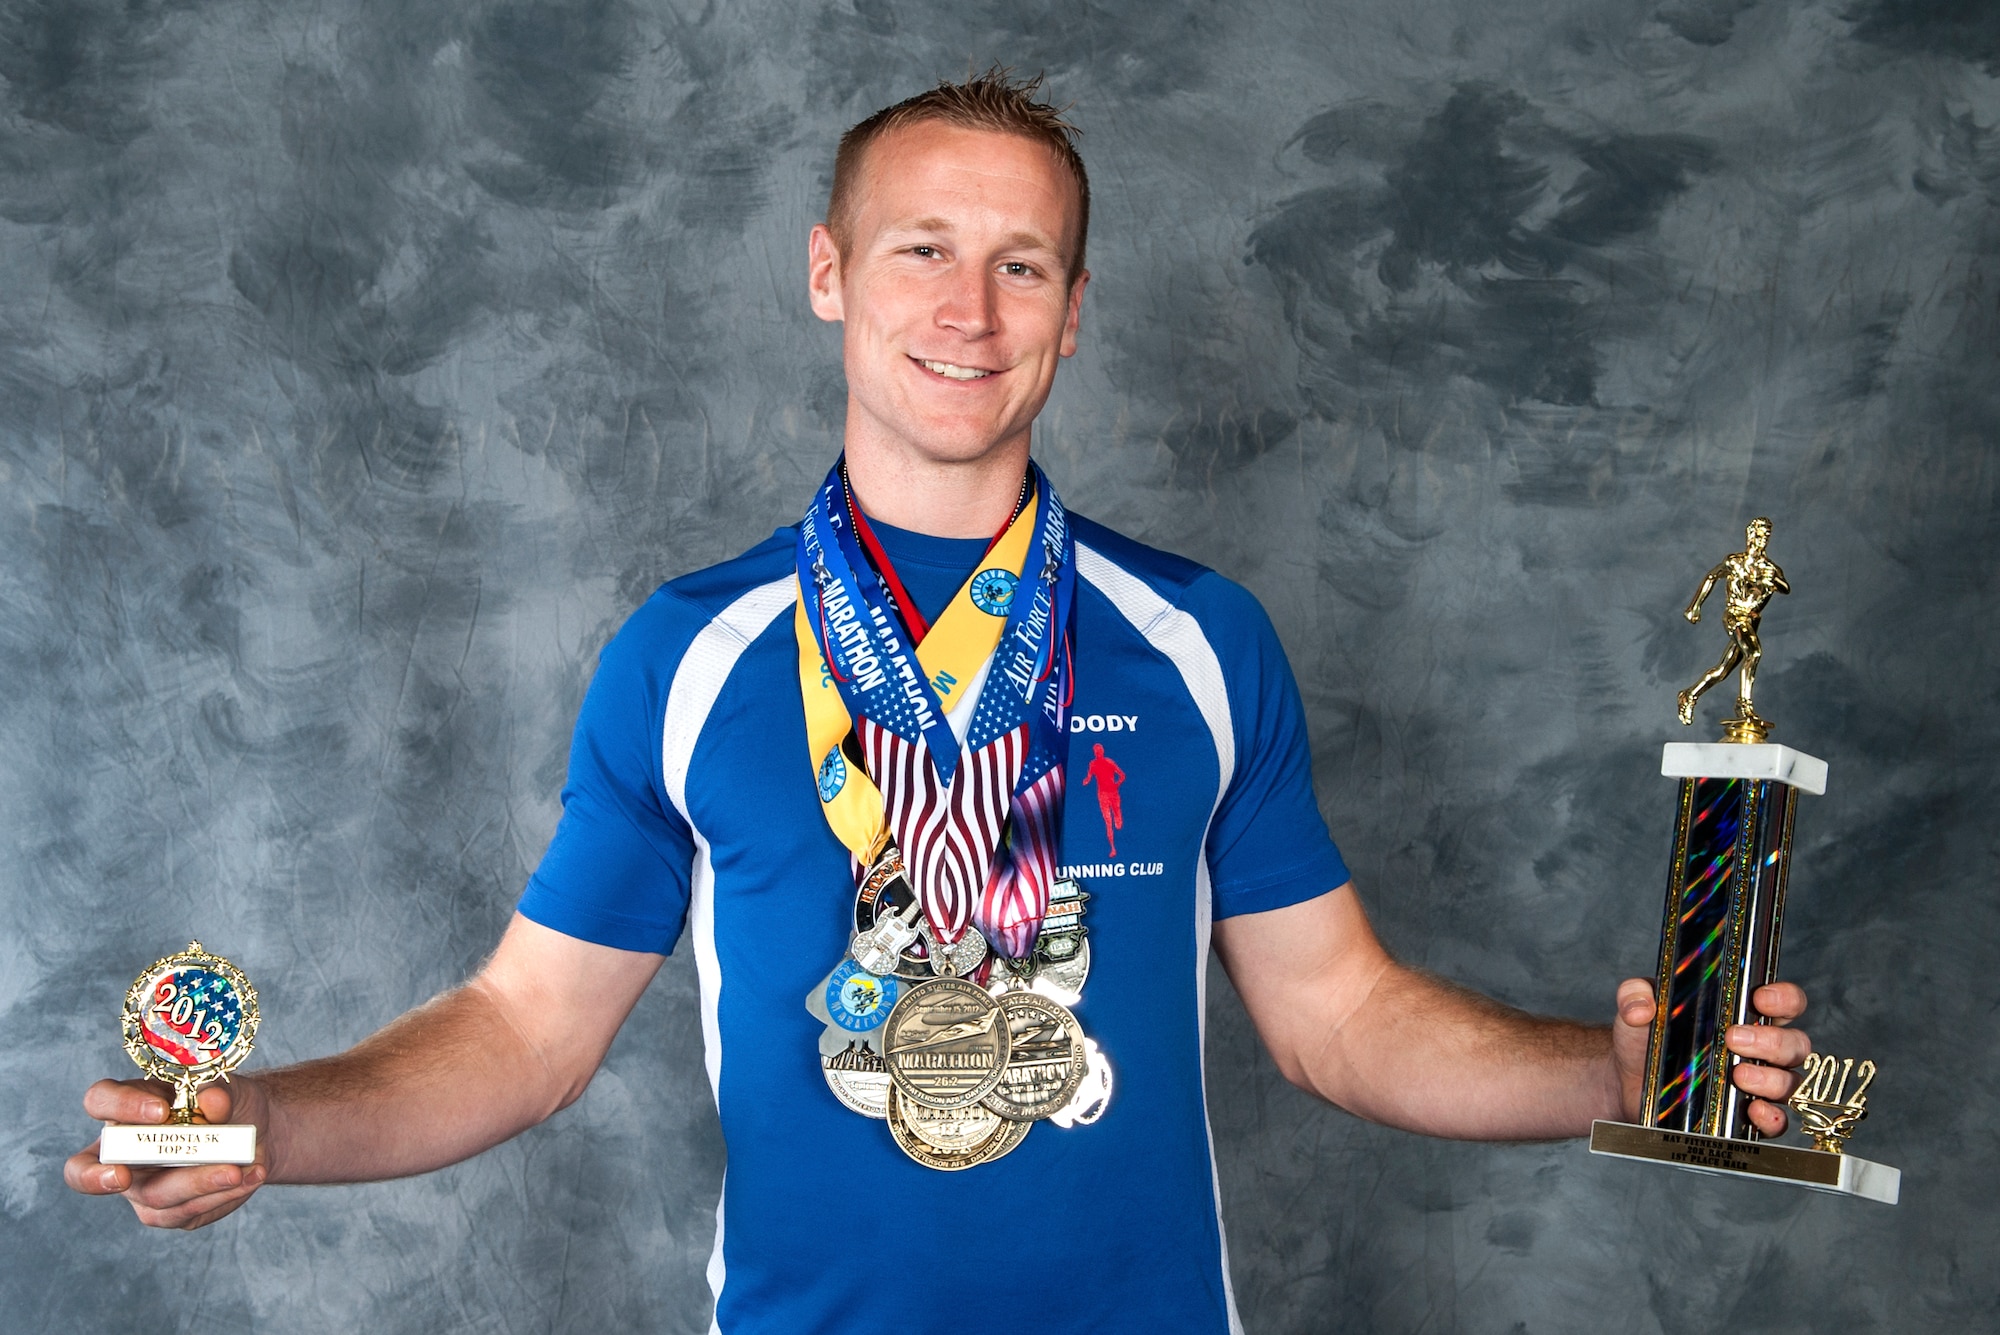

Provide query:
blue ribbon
left=795, top=457, right=1075, bottom=790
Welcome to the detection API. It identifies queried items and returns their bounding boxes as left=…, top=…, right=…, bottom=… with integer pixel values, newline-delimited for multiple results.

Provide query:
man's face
left=808, top=121, right=1088, bottom=469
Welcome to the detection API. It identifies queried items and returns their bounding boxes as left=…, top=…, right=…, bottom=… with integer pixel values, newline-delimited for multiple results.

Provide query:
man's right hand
left=63, top=1077, right=268, bottom=1230
left=62, top=916, right=665, bottom=1230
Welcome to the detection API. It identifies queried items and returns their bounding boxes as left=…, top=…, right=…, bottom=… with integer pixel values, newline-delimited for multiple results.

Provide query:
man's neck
left=842, top=435, right=1032, bottom=538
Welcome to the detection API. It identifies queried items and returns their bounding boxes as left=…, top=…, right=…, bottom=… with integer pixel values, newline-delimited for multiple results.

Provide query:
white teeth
left=919, top=359, right=993, bottom=381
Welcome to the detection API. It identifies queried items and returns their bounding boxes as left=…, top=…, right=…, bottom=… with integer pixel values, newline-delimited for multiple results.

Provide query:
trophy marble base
left=1660, top=741, right=1827, bottom=795
left=99, top=1123, right=257, bottom=1166
left=1589, top=1120, right=1899, bottom=1204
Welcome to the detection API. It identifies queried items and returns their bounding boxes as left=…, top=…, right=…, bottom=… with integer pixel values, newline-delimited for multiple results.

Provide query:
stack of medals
left=795, top=459, right=1113, bottom=1170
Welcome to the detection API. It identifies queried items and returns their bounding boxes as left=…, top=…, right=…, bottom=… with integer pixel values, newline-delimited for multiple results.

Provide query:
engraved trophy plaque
left=1588, top=520, right=1900, bottom=1204
left=99, top=941, right=260, bottom=1165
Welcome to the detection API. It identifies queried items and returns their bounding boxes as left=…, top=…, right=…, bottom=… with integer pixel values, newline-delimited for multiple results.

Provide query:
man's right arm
left=64, top=913, right=663, bottom=1229
left=1685, top=562, right=1727, bottom=621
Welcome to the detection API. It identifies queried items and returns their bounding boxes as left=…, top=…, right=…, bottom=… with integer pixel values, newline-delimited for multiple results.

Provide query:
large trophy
left=1588, top=520, right=1900, bottom=1204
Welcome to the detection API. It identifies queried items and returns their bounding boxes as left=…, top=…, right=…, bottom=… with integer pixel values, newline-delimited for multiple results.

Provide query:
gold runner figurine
left=1676, top=517, right=1790, bottom=742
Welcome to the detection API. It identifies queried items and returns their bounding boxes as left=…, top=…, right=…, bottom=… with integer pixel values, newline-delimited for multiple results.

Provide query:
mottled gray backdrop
left=4, top=0, right=1995, bottom=1331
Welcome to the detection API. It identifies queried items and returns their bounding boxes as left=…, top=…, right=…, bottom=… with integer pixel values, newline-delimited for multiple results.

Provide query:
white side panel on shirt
left=1075, top=543, right=1245, bottom=1335
left=657, top=574, right=795, bottom=1334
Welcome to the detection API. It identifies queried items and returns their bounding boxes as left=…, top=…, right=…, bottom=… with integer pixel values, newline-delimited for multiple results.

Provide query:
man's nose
left=934, top=266, right=997, bottom=338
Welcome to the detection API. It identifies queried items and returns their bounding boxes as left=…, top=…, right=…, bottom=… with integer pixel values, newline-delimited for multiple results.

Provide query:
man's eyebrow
left=997, top=229, right=1062, bottom=254
left=887, top=218, right=1063, bottom=254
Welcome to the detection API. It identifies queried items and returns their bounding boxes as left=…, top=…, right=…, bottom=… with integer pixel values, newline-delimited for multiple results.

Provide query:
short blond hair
left=827, top=68, right=1090, bottom=285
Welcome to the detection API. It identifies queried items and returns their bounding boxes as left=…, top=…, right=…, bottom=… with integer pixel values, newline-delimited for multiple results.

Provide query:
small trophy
left=98, top=942, right=260, bottom=1166
left=1588, top=520, right=1900, bottom=1204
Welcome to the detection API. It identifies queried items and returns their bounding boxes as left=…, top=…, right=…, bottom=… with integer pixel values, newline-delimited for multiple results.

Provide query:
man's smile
left=912, top=356, right=998, bottom=382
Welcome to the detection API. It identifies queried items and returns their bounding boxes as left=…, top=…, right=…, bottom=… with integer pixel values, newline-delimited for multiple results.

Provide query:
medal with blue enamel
left=968, top=567, right=1018, bottom=616
left=824, top=959, right=898, bottom=1032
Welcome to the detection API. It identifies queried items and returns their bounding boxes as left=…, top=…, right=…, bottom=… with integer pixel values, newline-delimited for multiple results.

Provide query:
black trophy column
left=1642, top=775, right=1798, bottom=1140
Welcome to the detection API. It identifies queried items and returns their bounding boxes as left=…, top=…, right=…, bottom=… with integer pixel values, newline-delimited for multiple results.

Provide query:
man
left=1677, top=516, right=1790, bottom=727
left=1082, top=740, right=1126, bottom=856
left=68, top=73, right=1811, bottom=1333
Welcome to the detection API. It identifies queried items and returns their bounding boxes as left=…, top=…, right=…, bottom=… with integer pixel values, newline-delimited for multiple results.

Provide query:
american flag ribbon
left=795, top=457, right=1077, bottom=956
left=978, top=766, right=1066, bottom=960
left=858, top=718, right=1027, bottom=945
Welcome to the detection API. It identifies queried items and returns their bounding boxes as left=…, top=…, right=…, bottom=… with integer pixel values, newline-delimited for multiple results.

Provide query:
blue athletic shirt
left=519, top=512, right=1349, bottom=1335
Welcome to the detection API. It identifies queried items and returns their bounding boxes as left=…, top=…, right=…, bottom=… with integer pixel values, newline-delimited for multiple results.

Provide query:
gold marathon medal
left=898, top=1093, right=1005, bottom=1152
left=982, top=989, right=1089, bottom=1122
left=886, top=1084, right=1031, bottom=1171
left=883, top=976, right=1010, bottom=1110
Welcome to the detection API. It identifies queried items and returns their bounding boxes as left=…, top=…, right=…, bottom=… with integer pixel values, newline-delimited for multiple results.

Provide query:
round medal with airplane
left=824, top=959, right=899, bottom=1032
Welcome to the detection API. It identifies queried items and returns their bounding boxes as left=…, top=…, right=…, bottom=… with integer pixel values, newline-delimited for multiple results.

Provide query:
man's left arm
left=1212, top=883, right=1810, bottom=1140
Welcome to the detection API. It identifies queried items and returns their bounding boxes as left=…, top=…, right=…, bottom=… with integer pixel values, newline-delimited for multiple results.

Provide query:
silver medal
left=1029, top=938, right=1090, bottom=1006
left=805, top=971, right=836, bottom=1026
left=821, top=1029, right=892, bottom=1119
left=918, top=920, right=988, bottom=977
left=1048, top=1037, right=1113, bottom=1128
left=1036, top=880, right=1089, bottom=960
left=853, top=850, right=933, bottom=980
left=981, top=990, right=1089, bottom=1122
left=850, top=900, right=922, bottom=976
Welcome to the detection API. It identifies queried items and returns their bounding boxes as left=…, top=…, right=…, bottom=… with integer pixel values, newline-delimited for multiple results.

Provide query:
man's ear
left=808, top=224, right=845, bottom=323
left=1058, top=269, right=1090, bottom=359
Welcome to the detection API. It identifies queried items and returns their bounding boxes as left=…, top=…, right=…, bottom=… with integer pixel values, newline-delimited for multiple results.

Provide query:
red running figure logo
left=1081, top=743, right=1126, bottom=857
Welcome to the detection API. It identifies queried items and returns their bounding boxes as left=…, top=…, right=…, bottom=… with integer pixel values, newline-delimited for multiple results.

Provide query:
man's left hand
left=1611, top=978, right=1811, bottom=1134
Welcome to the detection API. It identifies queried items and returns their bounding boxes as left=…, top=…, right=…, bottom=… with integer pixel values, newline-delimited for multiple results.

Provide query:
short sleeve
left=516, top=591, right=700, bottom=954
left=1185, top=574, right=1350, bottom=918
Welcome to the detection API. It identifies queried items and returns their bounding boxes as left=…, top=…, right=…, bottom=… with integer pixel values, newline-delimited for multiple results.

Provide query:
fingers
left=1730, top=1054, right=1802, bottom=1102
left=195, top=1081, right=236, bottom=1124
left=81, top=1079, right=174, bottom=1125
left=63, top=1143, right=132, bottom=1196
left=1744, top=1097, right=1790, bottom=1137
left=70, top=1076, right=264, bottom=1228
left=172, top=1195, right=257, bottom=1231
left=123, top=1162, right=259, bottom=1211
left=1725, top=1021, right=1811, bottom=1071
left=1725, top=980, right=1810, bottom=1073
left=1609, top=979, right=1657, bottom=1122
left=1729, top=999, right=1811, bottom=1121
left=65, top=1147, right=262, bottom=1207
left=1614, top=978, right=1654, bottom=1030
left=80, top=1078, right=236, bottom=1124
left=1605, top=978, right=1810, bottom=1137
left=1750, top=982, right=1807, bottom=1026
left=83, top=1159, right=268, bottom=1230
left=124, top=1165, right=267, bottom=1230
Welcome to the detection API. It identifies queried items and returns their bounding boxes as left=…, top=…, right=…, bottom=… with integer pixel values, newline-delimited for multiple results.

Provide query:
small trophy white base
left=1589, top=1121, right=1899, bottom=1204
left=100, top=1123, right=257, bottom=1166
